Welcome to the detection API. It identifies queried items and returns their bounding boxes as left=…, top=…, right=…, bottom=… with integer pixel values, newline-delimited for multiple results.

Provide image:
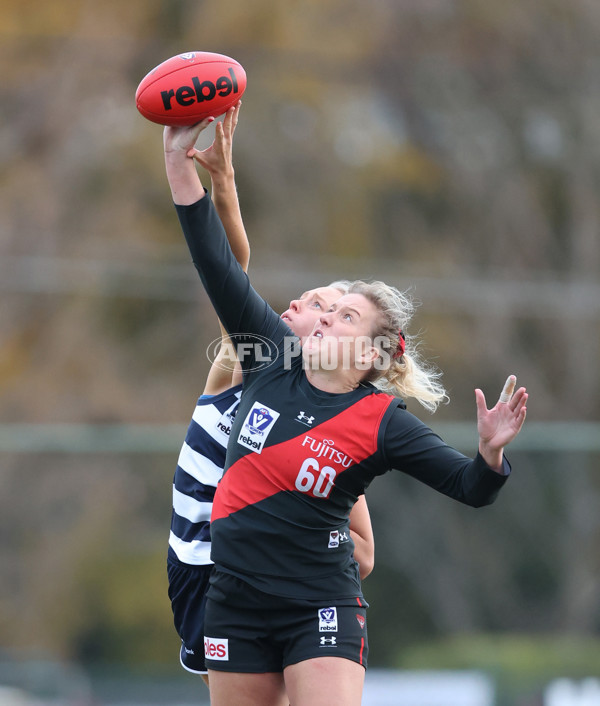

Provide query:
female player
left=166, top=105, right=375, bottom=693
left=163, top=118, right=527, bottom=706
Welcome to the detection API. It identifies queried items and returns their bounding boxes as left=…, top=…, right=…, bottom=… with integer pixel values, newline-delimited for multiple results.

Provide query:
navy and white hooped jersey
left=176, top=196, right=510, bottom=602
left=169, top=385, right=242, bottom=565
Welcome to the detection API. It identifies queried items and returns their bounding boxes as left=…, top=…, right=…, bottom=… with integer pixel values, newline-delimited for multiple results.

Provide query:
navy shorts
left=204, top=572, right=368, bottom=673
left=167, top=556, right=213, bottom=674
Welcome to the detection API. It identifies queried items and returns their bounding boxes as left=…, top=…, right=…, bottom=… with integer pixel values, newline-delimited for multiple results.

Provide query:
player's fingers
left=222, top=108, right=233, bottom=132
left=179, top=118, right=214, bottom=151
left=474, top=388, right=487, bottom=415
left=232, top=101, right=241, bottom=129
left=221, top=105, right=238, bottom=141
left=190, top=116, right=215, bottom=136
left=209, top=122, right=224, bottom=152
left=223, top=103, right=239, bottom=136
left=498, top=375, right=516, bottom=404
left=513, top=399, right=527, bottom=433
left=511, top=388, right=528, bottom=414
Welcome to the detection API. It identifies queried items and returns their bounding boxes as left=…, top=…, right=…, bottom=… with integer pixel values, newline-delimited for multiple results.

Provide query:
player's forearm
left=348, top=496, right=375, bottom=579
left=351, top=531, right=375, bottom=579
left=175, top=197, right=261, bottom=340
left=164, top=150, right=205, bottom=206
left=210, top=169, right=250, bottom=272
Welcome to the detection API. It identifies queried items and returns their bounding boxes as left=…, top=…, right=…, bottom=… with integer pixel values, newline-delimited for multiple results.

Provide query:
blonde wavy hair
left=346, top=280, right=448, bottom=413
left=328, top=279, right=353, bottom=295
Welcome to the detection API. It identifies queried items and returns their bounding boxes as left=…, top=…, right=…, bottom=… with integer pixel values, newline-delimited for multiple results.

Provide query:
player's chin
left=301, top=345, right=320, bottom=366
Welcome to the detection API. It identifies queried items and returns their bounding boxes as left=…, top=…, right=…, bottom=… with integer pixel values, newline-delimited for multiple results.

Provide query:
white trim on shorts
left=179, top=647, right=208, bottom=676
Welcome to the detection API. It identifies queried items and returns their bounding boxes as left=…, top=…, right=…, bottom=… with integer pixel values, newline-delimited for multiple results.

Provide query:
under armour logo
left=296, top=411, right=315, bottom=426
left=320, top=636, right=337, bottom=646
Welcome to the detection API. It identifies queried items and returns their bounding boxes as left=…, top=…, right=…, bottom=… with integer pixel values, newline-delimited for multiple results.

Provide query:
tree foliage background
left=1, top=0, right=600, bottom=680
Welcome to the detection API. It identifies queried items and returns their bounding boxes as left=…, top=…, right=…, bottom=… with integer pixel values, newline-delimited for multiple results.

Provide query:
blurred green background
left=1, top=0, right=600, bottom=703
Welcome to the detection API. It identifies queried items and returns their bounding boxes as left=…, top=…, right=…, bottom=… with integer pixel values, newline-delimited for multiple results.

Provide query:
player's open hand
left=188, top=101, right=241, bottom=177
left=475, top=375, right=528, bottom=470
left=163, top=117, right=215, bottom=156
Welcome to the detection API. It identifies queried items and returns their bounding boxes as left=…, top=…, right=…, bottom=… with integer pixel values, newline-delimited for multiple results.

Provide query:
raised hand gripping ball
left=135, top=51, right=246, bottom=126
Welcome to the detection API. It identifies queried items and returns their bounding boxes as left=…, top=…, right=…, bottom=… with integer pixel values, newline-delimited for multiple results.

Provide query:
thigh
left=284, top=656, right=365, bottom=706
left=208, top=670, right=287, bottom=706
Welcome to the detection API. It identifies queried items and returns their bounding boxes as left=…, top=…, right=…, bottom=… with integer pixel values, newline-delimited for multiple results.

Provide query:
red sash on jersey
left=212, top=393, right=394, bottom=521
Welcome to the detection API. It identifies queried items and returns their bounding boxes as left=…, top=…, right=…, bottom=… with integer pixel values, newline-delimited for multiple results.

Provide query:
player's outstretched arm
left=189, top=103, right=249, bottom=273
left=476, top=375, right=528, bottom=472
left=164, top=106, right=249, bottom=395
left=188, top=104, right=248, bottom=394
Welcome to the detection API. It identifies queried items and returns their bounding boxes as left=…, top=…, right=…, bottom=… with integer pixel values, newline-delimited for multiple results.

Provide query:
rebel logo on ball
left=160, top=67, right=241, bottom=111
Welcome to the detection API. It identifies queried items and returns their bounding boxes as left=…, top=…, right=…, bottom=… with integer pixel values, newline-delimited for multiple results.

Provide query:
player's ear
left=354, top=337, right=380, bottom=369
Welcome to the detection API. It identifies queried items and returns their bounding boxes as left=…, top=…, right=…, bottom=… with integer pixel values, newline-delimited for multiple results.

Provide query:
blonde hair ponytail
left=347, top=280, right=448, bottom=413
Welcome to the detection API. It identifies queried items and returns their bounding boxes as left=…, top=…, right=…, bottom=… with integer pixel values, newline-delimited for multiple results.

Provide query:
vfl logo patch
left=318, top=607, right=338, bottom=632
left=215, top=399, right=240, bottom=437
left=204, top=636, right=229, bottom=661
left=237, top=402, right=280, bottom=454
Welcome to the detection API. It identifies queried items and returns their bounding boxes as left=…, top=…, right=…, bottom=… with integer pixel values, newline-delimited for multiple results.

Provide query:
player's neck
left=304, top=366, right=361, bottom=394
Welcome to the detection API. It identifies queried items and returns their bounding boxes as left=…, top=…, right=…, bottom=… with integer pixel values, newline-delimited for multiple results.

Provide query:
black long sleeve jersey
left=175, top=195, right=509, bottom=603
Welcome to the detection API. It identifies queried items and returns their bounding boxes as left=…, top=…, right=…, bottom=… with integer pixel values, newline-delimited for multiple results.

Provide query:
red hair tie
left=393, top=330, right=405, bottom=360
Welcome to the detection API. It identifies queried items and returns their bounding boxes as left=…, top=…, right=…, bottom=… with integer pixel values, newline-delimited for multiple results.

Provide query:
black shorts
left=204, top=572, right=368, bottom=673
left=167, top=555, right=213, bottom=674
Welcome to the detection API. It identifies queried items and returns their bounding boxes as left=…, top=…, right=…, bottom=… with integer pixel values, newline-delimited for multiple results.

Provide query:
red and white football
left=135, top=51, right=246, bottom=126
